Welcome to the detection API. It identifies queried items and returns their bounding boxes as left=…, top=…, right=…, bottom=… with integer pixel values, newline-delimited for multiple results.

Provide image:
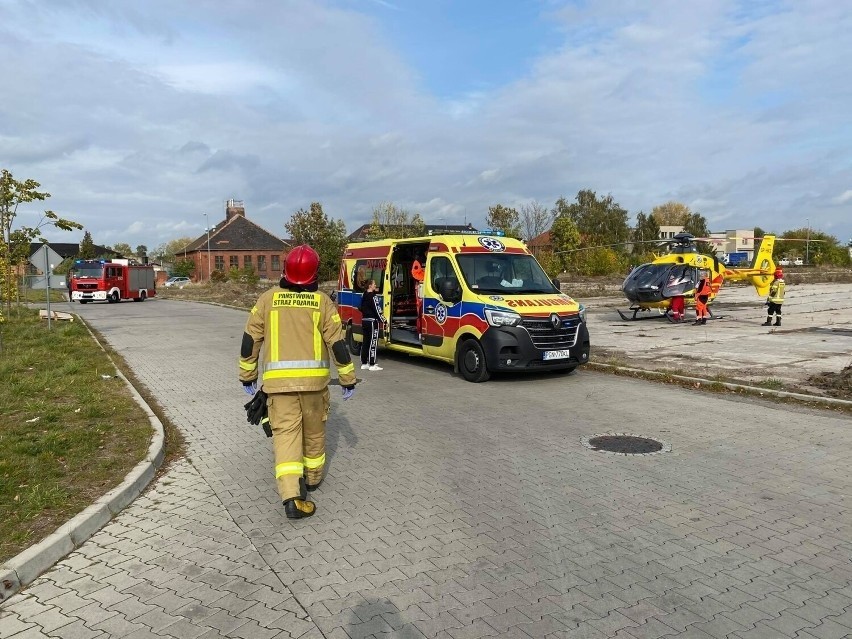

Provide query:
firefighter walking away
left=239, top=245, right=357, bottom=518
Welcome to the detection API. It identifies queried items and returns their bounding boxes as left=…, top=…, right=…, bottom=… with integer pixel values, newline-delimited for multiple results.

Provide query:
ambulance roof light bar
left=427, top=229, right=504, bottom=237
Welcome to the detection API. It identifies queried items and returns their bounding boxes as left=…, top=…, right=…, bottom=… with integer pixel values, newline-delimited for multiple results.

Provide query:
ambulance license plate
left=543, top=349, right=570, bottom=361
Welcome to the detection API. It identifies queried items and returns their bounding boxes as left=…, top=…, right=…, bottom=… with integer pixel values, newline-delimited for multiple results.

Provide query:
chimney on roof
left=226, top=199, right=245, bottom=221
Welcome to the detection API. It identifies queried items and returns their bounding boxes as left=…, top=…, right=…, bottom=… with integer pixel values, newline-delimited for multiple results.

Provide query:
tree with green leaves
left=649, top=201, right=712, bottom=253
left=553, top=190, right=630, bottom=248
left=485, top=204, right=521, bottom=238
left=135, top=244, right=148, bottom=256
left=632, top=212, right=660, bottom=254
left=1, top=169, right=82, bottom=316
left=777, top=228, right=849, bottom=266
left=366, top=202, right=425, bottom=239
left=78, top=231, right=96, bottom=258
left=112, top=242, right=133, bottom=256
left=171, top=259, right=196, bottom=278
left=285, top=202, right=348, bottom=282
left=682, top=212, right=713, bottom=254
left=650, top=201, right=691, bottom=226
left=549, top=216, right=581, bottom=271
left=152, top=237, right=196, bottom=265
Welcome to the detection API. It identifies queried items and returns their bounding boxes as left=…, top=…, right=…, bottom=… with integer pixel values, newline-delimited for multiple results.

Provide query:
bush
left=210, top=269, right=228, bottom=283
left=227, top=266, right=259, bottom=285
left=568, top=248, right=629, bottom=276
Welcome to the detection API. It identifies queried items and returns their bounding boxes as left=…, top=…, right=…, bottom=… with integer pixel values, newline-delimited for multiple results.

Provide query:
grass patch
left=20, top=288, right=68, bottom=304
left=0, top=310, right=153, bottom=563
left=757, top=378, right=785, bottom=390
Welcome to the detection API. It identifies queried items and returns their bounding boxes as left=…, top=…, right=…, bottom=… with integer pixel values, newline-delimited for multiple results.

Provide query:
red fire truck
left=70, top=259, right=157, bottom=304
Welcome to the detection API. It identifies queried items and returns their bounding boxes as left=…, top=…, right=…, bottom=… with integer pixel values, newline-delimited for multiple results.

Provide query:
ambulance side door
left=422, top=254, right=461, bottom=361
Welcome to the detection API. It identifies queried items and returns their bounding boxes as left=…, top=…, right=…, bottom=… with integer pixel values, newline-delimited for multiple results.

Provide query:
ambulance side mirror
left=439, top=278, right=462, bottom=304
left=552, top=278, right=561, bottom=292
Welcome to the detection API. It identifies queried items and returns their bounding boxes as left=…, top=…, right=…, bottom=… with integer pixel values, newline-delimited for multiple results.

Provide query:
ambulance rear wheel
left=458, top=339, right=490, bottom=383
left=346, top=324, right=362, bottom=357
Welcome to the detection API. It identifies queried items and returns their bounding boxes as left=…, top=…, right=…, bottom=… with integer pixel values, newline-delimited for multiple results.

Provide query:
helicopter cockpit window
left=624, top=264, right=671, bottom=288
left=662, top=265, right=697, bottom=297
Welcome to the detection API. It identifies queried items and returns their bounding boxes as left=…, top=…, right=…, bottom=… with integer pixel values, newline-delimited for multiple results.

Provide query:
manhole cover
left=581, top=433, right=671, bottom=456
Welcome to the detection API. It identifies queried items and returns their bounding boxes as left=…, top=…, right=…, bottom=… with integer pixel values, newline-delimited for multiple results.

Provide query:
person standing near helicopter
left=693, top=271, right=711, bottom=325
left=762, top=268, right=785, bottom=326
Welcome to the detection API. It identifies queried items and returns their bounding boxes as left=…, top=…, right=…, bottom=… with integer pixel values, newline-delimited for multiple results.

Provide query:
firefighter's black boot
left=701, top=318, right=707, bottom=325
left=774, top=317, right=781, bottom=326
left=762, top=317, right=772, bottom=326
left=306, top=479, right=322, bottom=492
left=283, top=498, right=316, bottom=519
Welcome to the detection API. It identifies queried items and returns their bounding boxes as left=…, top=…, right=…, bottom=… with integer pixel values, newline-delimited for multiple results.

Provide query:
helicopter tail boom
left=723, top=235, right=776, bottom=296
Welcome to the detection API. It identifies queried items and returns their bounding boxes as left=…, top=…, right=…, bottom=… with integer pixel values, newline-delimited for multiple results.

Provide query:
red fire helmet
left=284, top=245, right=320, bottom=285
left=774, top=268, right=783, bottom=279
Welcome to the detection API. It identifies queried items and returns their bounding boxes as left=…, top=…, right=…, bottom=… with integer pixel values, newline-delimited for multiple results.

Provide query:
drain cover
left=582, top=433, right=671, bottom=456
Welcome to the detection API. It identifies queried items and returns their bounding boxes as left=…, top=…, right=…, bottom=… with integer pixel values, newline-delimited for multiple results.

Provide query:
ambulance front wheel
left=457, top=339, right=490, bottom=383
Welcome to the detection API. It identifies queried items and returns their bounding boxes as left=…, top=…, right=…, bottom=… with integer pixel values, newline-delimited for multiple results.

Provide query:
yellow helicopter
left=618, top=232, right=777, bottom=321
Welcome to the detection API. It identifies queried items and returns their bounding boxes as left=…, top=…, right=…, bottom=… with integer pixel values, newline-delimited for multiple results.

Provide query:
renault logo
left=550, top=313, right=561, bottom=329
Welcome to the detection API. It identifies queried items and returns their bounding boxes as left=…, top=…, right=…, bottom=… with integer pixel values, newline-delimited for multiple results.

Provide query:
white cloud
left=833, top=190, right=852, bottom=204
left=3, top=0, right=850, bottom=250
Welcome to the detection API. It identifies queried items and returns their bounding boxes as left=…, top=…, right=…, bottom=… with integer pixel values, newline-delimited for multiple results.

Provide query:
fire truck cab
left=70, top=259, right=157, bottom=304
left=336, top=231, right=590, bottom=382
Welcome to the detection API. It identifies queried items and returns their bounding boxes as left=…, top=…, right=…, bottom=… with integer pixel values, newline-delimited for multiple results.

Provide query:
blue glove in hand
left=342, top=386, right=355, bottom=400
left=242, top=381, right=257, bottom=395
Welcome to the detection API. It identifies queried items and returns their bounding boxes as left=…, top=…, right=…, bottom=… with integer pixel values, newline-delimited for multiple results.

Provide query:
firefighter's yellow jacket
left=239, top=286, right=356, bottom=393
left=768, top=279, right=785, bottom=304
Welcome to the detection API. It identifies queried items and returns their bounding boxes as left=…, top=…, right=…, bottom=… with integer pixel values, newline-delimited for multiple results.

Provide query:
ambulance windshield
left=456, top=254, right=557, bottom=295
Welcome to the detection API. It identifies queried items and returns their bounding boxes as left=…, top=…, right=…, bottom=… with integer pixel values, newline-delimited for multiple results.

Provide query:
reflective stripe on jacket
left=239, top=287, right=356, bottom=393
left=768, top=279, right=785, bottom=304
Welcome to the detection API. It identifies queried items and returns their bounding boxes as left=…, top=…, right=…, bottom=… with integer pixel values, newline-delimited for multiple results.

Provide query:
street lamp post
left=805, top=218, right=810, bottom=265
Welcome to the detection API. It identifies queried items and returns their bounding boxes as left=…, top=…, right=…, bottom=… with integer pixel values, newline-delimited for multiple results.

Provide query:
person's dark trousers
left=360, top=319, right=379, bottom=366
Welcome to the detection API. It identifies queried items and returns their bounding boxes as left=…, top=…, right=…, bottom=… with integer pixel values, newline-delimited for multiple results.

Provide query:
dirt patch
left=807, top=365, right=852, bottom=400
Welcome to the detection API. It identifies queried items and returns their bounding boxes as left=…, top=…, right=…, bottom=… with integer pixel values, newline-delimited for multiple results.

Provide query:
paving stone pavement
left=2, top=298, right=851, bottom=639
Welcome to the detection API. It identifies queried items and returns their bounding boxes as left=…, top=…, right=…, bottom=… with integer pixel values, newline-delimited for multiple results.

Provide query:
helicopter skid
left=618, top=307, right=722, bottom=322
left=617, top=307, right=669, bottom=321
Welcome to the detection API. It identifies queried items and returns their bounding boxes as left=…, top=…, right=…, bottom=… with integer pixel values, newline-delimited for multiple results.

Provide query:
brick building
left=183, top=200, right=291, bottom=282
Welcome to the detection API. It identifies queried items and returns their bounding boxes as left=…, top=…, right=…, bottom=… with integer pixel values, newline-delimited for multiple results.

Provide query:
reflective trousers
left=695, top=295, right=709, bottom=319
left=267, top=389, right=330, bottom=501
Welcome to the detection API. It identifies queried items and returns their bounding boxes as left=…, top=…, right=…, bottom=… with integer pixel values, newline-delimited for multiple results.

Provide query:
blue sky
left=1, top=0, right=850, bottom=250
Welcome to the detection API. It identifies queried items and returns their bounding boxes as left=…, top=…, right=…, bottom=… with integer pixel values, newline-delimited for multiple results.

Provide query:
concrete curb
left=0, top=323, right=165, bottom=606
left=588, top=362, right=852, bottom=408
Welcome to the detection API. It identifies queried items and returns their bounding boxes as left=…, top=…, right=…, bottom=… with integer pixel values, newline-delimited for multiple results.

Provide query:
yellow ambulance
left=336, top=231, right=590, bottom=382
